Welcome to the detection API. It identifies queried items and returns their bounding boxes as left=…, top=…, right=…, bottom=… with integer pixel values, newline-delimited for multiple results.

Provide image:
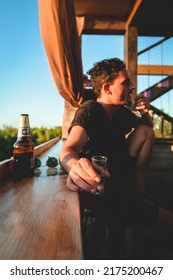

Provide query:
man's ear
left=102, top=83, right=111, bottom=94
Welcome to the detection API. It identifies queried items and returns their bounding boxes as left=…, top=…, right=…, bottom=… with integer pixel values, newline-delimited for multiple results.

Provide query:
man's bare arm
left=59, top=125, right=110, bottom=193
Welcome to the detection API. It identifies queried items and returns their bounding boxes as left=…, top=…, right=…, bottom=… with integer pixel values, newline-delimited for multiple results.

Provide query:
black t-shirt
left=69, top=101, right=158, bottom=226
left=69, top=100, right=136, bottom=174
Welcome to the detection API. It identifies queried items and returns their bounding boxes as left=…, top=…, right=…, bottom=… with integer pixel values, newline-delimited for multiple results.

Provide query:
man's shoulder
left=81, top=100, right=97, bottom=108
left=69, top=100, right=99, bottom=134
left=79, top=100, right=101, bottom=113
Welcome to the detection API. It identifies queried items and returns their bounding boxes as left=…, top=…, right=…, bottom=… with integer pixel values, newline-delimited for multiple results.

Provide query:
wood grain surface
left=0, top=141, right=83, bottom=260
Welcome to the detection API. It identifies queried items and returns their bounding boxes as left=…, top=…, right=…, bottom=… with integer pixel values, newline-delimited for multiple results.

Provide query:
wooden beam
left=139, top=74, right=173, bottom=102
left=82, top=16, right=126, bottom=34
left=138, top=37, right=171, bottom=56
left=138, top=65, right=173, bottom=75
left=125, top=0, right=142, bottom=28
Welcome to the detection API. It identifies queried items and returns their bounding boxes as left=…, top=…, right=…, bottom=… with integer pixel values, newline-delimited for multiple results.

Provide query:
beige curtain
left=38, top=0, right=84, bottom=107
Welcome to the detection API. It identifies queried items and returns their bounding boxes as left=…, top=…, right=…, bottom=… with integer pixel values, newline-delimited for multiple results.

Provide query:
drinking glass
left=91, top=155, right=107, bottom=195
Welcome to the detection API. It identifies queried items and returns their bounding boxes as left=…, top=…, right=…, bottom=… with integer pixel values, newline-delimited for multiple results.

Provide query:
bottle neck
left=17, top=115, right=31, bottom=138
left=17, top=136, right=31, bottom=142
left=17, top=127, right=31, bottom=138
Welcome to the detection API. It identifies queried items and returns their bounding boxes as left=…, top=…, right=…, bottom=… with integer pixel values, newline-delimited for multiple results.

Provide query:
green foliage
left=153, top=115, right=172, bottom=138
left=0, top=125, right=62, bottom=161
left=31, top=126, right=62, bottom=145
left=0, top=126, right=18, bottom=162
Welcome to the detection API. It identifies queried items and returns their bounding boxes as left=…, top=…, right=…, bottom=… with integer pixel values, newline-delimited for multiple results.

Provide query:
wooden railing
left=0, top=137, right=60, bottom=181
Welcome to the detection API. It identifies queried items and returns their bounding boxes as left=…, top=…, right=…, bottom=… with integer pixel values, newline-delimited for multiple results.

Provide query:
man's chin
left=121, top=100, right=129, bottom=105
left=116, top=99, right=131, bottom=106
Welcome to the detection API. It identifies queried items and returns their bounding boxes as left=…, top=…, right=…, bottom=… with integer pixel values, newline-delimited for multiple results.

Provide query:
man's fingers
left=69, top=168, right=98, bottom=193
left=76, top=158, right=101, bottom=183
left=136, top=105, right=149, bottom=111
left=105, top=168, right=111, bottom=177
left=67, top=175, right=95, bottom=193
left=92, top=163, right=110, bottom=178
left=66, top=176, right=80, bottom=192
left=67, top=158, right=110, bottom=193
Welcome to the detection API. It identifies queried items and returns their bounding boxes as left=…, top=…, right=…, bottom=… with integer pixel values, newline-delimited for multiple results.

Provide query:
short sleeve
left=68, top=101, right=95, bottom=136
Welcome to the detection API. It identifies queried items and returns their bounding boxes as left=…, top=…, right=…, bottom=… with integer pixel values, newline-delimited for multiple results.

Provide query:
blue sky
left=0, top=1, right=64, bottom=128
left=0, top=1, right=124, bottom=129
left=0, top=1, right=172, bottom=129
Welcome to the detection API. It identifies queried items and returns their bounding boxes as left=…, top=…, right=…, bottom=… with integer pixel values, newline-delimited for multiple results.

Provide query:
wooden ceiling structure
left=73, top=0, right=173, bottom=126
left=74, top=0, right=173, bottom=77
left=74, top=0, right=173, bottom=36
left=38, top=0, right=173, bottom=138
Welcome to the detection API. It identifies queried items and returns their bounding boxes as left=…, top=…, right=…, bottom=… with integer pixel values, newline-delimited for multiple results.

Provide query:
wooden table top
left=0, top=141, right=83, bottom=260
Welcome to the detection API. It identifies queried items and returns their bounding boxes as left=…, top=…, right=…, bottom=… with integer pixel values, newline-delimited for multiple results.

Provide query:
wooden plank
left=35, top=137, right=60, bottom=156
left=0, top=141, right=83, bottom=260
left=125, top=0, right=142, bottom=28
left=138, top=65, right=173, bottom=75
left=139, top=73, right=173, bottom=102
left=83, top=16, right=126, bottom=34
left=0, top=137, right=60, bottom=182
left=137, top=37, right=171, bottom=56
left=0, top=159, right=13, bottom=182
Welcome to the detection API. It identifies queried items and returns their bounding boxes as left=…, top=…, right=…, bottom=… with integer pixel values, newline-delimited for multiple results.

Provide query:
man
left=59, top=58, right=173, bottom=229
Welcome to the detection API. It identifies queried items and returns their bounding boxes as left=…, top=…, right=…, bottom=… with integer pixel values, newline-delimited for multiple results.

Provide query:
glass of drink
left=91, top=155, right=107, bottom=195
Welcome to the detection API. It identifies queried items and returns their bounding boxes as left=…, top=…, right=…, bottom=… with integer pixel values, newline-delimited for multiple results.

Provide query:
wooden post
left=160, top=116, right=164, bottom=138
left=171, top=123, right=173, bottom=138
left=124, top=26, right=138, bottom=99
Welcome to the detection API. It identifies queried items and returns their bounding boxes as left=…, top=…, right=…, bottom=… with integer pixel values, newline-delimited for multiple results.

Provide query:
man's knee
left=128, top=124, right=155, bottom=143
left=137, top=124, right=155, bottom=142
left=128, top=125, right=155, bottom=157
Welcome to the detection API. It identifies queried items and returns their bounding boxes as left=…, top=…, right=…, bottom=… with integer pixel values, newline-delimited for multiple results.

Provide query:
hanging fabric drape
left=38, top=0, right=84, bottom=107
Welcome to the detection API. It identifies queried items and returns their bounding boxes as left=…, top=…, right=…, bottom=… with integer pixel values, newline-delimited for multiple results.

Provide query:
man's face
left=109, top=69, right=135, bottom=105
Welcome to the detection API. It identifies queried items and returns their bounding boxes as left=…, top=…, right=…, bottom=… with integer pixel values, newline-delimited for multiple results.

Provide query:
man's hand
left=133, top=94, right=150, bottom=115
left=66, top=157, right=110, bottom=194
left=133, top=94, right=153, bottom=127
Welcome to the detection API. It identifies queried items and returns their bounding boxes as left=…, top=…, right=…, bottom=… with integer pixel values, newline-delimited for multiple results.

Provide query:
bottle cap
left=19, top=114, right=30, bottom=128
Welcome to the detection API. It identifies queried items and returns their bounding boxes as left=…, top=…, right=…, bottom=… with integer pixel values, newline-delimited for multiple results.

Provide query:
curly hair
left=87, top=58, right=126, bottom=97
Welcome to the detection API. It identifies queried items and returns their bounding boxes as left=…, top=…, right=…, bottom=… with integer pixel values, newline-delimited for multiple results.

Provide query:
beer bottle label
left=17, top=127, right=30, bottom=137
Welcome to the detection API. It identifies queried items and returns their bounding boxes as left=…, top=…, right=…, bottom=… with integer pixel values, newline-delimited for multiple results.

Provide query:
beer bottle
left=13, top=114, right=35, bottom=179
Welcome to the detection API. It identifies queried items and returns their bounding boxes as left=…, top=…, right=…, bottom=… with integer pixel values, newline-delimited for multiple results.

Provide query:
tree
left=0, top=126, right=62, bottom=161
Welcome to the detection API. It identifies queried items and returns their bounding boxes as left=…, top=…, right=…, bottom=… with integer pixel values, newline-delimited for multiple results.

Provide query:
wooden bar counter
left=0, top=140, right=83, bottom=260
